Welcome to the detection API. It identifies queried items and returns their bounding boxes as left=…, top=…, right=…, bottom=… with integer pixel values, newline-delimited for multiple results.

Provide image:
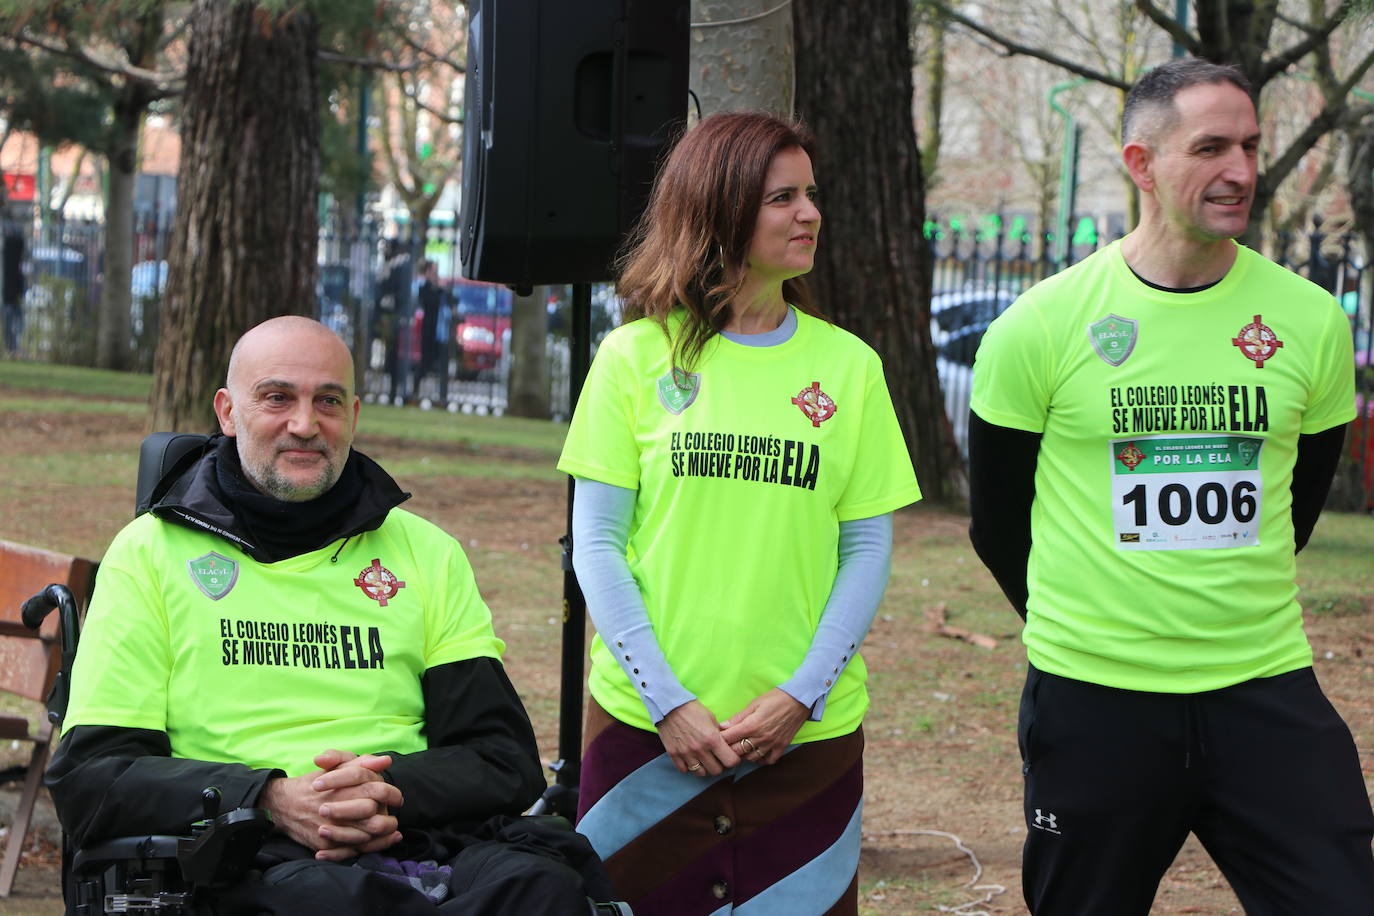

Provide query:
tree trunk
left=149, top=1, right=321, bottom=432
left=793, top=0, right=965, bottom=507
left=690, top=0, right=794, bottom=116
left=1329, top=118, right=1373, bottom=511
left=918, top=10, right=947, bottom=188
left=96, top=6, right=164, bottom=372
left=95, top=99, right=140, bottom=371
left=507, top=285, right=551, bottom=419
left=1194, top=0, right=1276, bottom=91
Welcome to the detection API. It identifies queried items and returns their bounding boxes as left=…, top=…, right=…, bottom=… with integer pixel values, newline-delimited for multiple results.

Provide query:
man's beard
left=238, top=435, right=341, bottom=502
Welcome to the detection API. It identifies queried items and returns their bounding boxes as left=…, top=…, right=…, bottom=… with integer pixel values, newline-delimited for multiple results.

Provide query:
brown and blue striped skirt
left=576, top=702, right=864, bottom=915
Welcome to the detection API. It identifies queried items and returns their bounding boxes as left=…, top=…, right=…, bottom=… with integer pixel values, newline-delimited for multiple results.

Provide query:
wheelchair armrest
left=177, top=806, right=274, bottom=886
left=71, top=835, right=185, bottom=875
left=70, top=806, right=274, bottom=888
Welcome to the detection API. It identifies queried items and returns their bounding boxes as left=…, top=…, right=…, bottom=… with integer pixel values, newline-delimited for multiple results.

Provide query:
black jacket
left=47, top=442, right=545, bottom=848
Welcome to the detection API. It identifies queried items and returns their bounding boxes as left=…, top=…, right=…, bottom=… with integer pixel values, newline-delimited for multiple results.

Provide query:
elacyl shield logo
left=1088, top=314, right=1138, bottom=366
left=1237, top=438, right=1260, bottom=467
left=354, top=558, right=406, bottom=607
left=188, top=552, right=238, bottom=601
left=657, top=367, right=701, bottom=415
left=1232, top=314, right=1284, bottom=368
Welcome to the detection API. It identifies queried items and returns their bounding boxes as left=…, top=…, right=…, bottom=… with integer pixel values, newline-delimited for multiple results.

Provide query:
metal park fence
left=926, top=213, right=1372, bottom=509
left=4, top=212, right=1370, bottom=505
left=2, top=217, right=618, bottom=421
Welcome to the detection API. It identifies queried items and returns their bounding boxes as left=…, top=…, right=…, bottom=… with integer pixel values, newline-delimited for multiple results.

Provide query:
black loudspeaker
left=460, top=0, right=689, bottom=290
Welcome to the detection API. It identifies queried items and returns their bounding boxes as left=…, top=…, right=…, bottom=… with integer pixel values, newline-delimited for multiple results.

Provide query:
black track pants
left=1019, top=665, right=1374, bottom=915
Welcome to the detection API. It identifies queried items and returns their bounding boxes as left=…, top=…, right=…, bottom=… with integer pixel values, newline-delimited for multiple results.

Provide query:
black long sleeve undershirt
left=47, top=657, right=545, bottom=848
left=967, top=412, right=1040, bottom=620
left=966, top=411, right=1349, bottom=621
left=1290, top=424, right=1346, bottom=553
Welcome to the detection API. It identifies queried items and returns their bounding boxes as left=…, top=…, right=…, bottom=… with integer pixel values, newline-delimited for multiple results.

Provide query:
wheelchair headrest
left=136, top=432, right=213, bottom=517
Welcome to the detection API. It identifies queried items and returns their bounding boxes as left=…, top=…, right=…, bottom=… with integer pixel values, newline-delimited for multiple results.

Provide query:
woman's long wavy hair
left=616, top=111, right=823, bottom=373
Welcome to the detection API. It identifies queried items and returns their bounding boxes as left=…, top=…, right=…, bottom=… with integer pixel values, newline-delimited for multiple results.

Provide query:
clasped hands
left=259, top=749, right=404, bottom=861
left=658, top=688, right=809, bottom=778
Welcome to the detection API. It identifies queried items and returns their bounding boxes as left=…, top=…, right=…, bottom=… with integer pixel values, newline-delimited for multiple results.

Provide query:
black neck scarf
left=213, top=436, right=372, bottom=563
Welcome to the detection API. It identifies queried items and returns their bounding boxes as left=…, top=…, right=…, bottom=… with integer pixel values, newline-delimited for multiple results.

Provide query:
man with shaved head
left=969, top=59, right=1373, bottom=912
left=217, top=316, right=359, bottom=502
left=49, top=317, right=611, bottom=913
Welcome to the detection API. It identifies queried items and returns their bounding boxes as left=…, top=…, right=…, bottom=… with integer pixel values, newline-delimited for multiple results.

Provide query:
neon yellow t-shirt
left=971, top=241, right=1355, bottom=692
left=558, top=308, right=922, bottom=740
left=64, top=508, right=504, bottom=776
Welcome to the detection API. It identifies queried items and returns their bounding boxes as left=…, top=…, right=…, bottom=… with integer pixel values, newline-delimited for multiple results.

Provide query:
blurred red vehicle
left=405, top=276, right=513, bottom=380
left=453, top=312, right=510, bottom=379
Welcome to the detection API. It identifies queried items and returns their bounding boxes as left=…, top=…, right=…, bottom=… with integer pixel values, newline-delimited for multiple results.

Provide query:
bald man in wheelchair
left=47, top=316, right=612, bottom=914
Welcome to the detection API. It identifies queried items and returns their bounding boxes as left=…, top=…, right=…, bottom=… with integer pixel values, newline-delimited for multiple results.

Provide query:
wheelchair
left=20, top=432, right=631, bottom=915
left=22, top=583, right=273, bottom=915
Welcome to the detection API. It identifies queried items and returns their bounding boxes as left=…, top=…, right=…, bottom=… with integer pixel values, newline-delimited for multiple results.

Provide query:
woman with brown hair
left=558, top=111, right=921, bottom=915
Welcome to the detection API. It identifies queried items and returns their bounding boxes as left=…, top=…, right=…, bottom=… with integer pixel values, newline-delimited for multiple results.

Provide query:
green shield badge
left=1088, top=314, right=1138, bottom=366
left=188, top=552, right=238, bottom=601
left=1236, top=438, right=1260, bottom=468
left=657, top=368, right=701, bottom=414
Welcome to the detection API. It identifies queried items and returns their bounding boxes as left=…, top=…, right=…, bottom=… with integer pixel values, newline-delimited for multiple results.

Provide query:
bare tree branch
left=1132, top=0, right=1199, bottom=56
left=929, top=1, right=1130, bottom=89
left=1273, top=9, right=1317, bottom=31
left=1259, top=0, right=1353, bottom=86
left=318, top=48, right=422, bottom=73
left=318, top=18, right=464, bottom=76
left=400, top=82, right=463, bottom=126
left=6, top=28, right=181, bottom=96
left=1264, top=44, right=1374, bottom=191
left=1275, top=148, right=1337, bottom=233
left=398, top=28, right=464, bottom=74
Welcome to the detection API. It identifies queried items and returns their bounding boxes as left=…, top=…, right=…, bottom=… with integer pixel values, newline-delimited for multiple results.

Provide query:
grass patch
left=0, top=363, right=569, bottom=462
left=0, top=395, right=147, bottom=416
left=2, top=360, right=1371, bottom=916
left=1308, top=595, right=1368, bottom=617
left=2, top=450, right=138, bottom=489
left=0, top=360, right=153, bottom=401
left=1299, top=512, right=1374, bottom=617
left=860, top=868, right=1005, bottom=915
left=382, top=456, right=563, bottom=482
left=0, top=362, right=568, bottom=468
left=360, top=404, right=567, bottom=457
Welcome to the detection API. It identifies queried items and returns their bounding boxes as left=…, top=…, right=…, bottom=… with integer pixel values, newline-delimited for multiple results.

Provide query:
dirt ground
left=3, top=407, right=1372, bottom=914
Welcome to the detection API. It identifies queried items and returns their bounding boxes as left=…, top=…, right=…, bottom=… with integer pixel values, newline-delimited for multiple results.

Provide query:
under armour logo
left=1033, top=809, right=1061, bottom=834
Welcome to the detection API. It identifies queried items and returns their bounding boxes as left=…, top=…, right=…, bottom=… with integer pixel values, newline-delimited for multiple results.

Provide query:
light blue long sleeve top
left=569, top=310, right=895, bottom=723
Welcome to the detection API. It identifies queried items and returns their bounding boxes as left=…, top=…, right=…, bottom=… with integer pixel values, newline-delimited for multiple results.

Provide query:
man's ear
left=213, top=388, right=236, bottom=437
left=1122, top=141, right=1154, bottom=193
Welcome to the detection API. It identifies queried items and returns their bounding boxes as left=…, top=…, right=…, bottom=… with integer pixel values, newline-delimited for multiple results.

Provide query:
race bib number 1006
left=1109, top=435, right=1263, bottom=551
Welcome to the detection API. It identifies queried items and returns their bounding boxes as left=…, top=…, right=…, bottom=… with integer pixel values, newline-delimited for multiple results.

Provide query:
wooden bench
left=0, top=539, right=97, bottom=898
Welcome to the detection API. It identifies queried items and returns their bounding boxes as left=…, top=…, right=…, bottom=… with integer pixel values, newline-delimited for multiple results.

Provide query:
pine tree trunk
left=508, top=286, right=551, bottom=419
left=95, top=100, right=140, bottom=372
left=690, top=0, right=794, bottom=115
left=96, top=8, right=163, bottom=372
left=149, top=1, right=320, bottom=432
left=793, top=0, right=964, bottom=506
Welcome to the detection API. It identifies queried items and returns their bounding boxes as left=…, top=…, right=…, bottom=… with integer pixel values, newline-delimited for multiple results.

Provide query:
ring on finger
left=740, top=737, right=757, bottom=755
left=688, top=762, right=703, bottom=771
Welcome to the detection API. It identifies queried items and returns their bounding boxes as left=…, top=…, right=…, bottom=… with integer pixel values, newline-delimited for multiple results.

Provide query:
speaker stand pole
left=532, top=281, right=593, bottom=819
